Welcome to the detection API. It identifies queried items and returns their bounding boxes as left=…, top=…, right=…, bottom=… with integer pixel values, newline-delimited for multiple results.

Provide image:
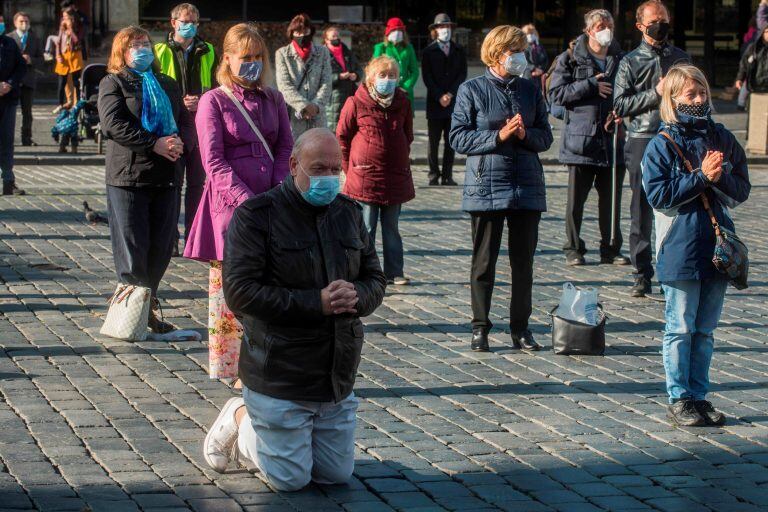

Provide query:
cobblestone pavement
left=2, top=163, right=768, bottom=512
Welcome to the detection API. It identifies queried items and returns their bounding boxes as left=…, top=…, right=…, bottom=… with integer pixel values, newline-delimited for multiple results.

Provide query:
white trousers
left=238, top=386, right=358, bottom=491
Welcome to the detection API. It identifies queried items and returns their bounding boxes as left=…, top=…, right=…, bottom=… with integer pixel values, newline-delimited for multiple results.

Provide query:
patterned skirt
left=208, top=261, right=243, bottom=379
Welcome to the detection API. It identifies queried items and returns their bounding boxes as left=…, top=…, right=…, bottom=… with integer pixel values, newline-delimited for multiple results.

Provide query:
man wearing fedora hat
left=422, top=13, right=467, bottom=186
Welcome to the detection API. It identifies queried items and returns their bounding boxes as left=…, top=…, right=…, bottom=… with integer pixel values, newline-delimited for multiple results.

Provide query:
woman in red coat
left=337, top=55, right=415, bottom=285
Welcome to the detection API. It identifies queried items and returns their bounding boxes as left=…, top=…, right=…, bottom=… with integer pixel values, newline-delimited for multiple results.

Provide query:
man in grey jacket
left=613, top=0, right=688, bottom=297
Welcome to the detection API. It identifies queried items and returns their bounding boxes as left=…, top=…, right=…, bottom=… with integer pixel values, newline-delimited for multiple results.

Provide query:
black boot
left=694, top=400, right=726, bottom=426
left=471, top=328, right=489, bottom=352
left=2, top=181, right=26, bottom=196
left=631, top=276, right=652, bottom=297
left=511, top=330, right=541, bottom=351
left=667, top=399, right=706, bottom=427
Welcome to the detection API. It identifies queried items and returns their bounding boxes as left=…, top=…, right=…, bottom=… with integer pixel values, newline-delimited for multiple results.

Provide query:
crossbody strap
left=219, top=85, right=275, bottom=162
left=659, top=131, right=722, bottom=237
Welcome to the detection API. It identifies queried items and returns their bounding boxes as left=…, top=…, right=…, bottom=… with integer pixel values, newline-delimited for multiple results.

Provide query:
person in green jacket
left=372, top=17, right=419, bottom=109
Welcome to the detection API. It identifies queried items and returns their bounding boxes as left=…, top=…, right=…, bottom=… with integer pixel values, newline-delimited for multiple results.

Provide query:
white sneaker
left=204, top=396, right=244, bottom=473
left=393, top=276, right=411, bottom=285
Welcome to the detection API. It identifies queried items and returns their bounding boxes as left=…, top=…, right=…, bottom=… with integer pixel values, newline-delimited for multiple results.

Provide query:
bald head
left=290, top=128, right=343, bottom=193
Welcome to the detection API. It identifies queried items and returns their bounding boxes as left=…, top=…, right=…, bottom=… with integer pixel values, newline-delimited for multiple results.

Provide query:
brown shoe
left=148, top=298, right=176, bottom=334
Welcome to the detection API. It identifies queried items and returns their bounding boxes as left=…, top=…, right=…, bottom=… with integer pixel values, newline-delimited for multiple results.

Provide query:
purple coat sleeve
left=270, top=90, right=293, bottom=187
left=196, top=90, right=255, bottom=208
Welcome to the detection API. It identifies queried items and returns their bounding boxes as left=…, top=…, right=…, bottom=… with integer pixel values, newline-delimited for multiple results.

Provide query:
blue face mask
left=298, top=163, right=340, bottom=207
left=374, top=77, right=397, bottom=96
left=237, top=60, right=263, bottom=82
left=129, top=47, right=154, bottom=72
left=0, top=23, right=6, bottom=34
left=176, top=21, right=197, bottom=39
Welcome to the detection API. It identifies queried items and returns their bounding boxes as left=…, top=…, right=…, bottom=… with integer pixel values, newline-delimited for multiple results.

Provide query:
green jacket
left=372, top=41, right=419, bottom=107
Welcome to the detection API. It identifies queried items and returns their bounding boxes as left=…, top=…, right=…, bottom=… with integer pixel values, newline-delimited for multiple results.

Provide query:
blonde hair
left=365, top=55, right=400, bottom=84
left=480, top=25, right=527, bottom=67
left=660, top=64, right=713, bottom=124
left=107, top=26, right=152, bottom=74
left=216, top=23, right=271, bottom=89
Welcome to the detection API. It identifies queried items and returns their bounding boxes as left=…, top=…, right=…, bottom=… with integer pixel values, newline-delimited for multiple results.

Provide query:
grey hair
left=584, top=9, right=613, bottom=31
left=291, top=127, right=338, bottom=160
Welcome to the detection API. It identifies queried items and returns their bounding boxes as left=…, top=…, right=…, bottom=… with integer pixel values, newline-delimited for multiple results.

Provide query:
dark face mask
left=293, top=34, right=311, bottom=47
left=646, top=21, right=670, bottom=42
left=676, top=102, right=711, bottom=119
left=329, top=39, right=341, bottom=47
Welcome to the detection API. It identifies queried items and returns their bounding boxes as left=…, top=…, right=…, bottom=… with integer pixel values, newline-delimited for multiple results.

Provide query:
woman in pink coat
left=184, top=23, right=292, bottom=381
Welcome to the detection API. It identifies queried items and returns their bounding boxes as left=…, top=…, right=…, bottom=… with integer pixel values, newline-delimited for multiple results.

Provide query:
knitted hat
left=385, top=17, right=406, bottom=36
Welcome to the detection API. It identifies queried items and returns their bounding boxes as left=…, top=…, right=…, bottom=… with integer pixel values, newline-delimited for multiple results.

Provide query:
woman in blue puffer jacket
left=642, top=64, right=750, bottom=428
left=449, top=25, right=553, bottom=353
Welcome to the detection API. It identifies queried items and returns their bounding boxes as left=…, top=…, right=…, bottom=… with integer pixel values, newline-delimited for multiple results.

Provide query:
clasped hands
left=153, top=135, right=184, bottom=162
left=498, top=113, right=526, bottom=142
left=701, top=150, right=723, bottom=183
left=321, top=280, right=359, bottom=316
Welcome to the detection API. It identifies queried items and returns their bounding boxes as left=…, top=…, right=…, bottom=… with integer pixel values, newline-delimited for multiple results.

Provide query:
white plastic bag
left=556, top=282, right=600, bottom=326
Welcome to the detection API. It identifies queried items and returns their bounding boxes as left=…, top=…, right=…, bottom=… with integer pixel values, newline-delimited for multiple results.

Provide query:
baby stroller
left=79, top=63, right=107, bottom=154
left=52, top=99, right=86, bottom=153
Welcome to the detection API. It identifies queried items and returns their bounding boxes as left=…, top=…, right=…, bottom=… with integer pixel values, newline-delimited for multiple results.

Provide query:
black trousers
left=176, top=115, right=206, bottom=242
left=624, top=136, right=655, bottom=279
left=427, top=118, right=455, bottom=182
left=19, top=86, right=33, bottom=144
left=470, top=210, right=541, bottom=332
left=107, top=185, right=178, bottom=297
left=563, top=164, right=626, bottom=259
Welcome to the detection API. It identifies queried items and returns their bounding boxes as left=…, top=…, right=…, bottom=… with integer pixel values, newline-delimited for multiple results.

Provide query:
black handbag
left=660, top=132, right=749, bottom=290
left=550, top=305, right=606, bottom=356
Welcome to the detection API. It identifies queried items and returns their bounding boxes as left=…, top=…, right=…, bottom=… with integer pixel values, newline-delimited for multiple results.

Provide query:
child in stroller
left=52, top=99, right=85, bottom=153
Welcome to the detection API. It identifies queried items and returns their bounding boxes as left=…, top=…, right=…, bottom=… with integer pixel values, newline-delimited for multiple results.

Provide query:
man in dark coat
left=549, top=9, right=629, bottom=267
left=613, top=0, right=689, bottom=297
left=202, top=129, right=385, bottom=491
left=422, top=13, right=467, bottom=186
left=0, top=14, right=27, bottom=196
left=9, top=12, right=42, bottom=147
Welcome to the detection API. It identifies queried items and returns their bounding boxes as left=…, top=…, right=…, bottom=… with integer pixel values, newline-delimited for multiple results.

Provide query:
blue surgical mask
left=0, top=23, right=6, bottom=34
left=176, top=21, right=197, bottom=39
left=298, top=163, right=340, bottom=206
left=374, top=77, right=397, bottom=96
left=503, top=52, right=528, bottom=76
left=129, top=47, right=154, bottom=72
left=237, top=60, right=262, bottom=82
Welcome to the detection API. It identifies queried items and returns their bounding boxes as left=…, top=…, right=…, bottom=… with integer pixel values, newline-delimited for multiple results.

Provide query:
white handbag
left=100, top=284, right=151, bottom=341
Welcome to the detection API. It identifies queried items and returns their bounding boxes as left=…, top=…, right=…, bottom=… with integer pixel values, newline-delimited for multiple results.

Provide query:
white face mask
left=526, top=33, right=537, bottom=44
left=387, top=30, right=403, bottom=43
left=594, top=28, right=613, bottom=47
left=503, top=52, right=528, bottom=76
left=436, top=28, right=451, bottom=42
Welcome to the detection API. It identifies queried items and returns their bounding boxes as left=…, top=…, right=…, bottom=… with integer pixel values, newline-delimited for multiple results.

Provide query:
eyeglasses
left=129, top=41, right=152, bottom=49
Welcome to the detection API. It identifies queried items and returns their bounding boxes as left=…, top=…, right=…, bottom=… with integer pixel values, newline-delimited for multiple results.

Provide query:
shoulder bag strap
left=219, top=85, right=275, bottom=162
left=659, top=131, right=722, bottom=237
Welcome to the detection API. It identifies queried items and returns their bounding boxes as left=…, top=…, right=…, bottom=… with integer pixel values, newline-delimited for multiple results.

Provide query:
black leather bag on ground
left=550, top=305, right=606, bottom=356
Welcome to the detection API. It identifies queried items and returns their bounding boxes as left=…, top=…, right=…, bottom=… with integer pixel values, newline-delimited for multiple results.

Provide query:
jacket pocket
left=269, top=238, right=317, bottom=287
left=263, top=334, right=329, bottom=386
left=564, top=122, right=598, bottom=156
left=466, top=155, right=489, bottom=196
left=339, top=237, right=365, bottom=280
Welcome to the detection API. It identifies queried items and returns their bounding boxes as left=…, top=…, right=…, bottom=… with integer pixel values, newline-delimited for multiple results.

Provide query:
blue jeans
left=661, top=278, right=728, bottom=404
left=0, top=99, right=18, bottom=184
left=361, top=203, right=403, bottom=279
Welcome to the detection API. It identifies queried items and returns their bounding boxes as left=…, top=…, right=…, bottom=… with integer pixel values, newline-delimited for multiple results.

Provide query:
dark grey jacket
left=613, top=40, right=689, bottom=138
left=549, top=35, right=625, bottom=167
left=8, top=30, right=41, bottom=89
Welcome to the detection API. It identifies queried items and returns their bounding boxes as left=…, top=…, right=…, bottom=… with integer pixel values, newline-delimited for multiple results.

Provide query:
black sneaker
left=631, top=276, right=651, bottom=297
left=694, top=400, right=726, bottom=426
left=667, top=399, right=706, bottom=427
left=600, top=254, right=631, bottom=265
left=428, top=178, right=440, bottom=186
left=441, top=178, right=458, bottom=186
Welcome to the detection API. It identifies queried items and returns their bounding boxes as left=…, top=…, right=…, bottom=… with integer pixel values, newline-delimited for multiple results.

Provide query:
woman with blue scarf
left=642, top=64, right=750, bottom=427
left=98, top=26, right=185, bottom=334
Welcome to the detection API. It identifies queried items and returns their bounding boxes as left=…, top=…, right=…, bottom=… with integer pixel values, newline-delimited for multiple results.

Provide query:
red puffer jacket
left=337, top=85, right=415, bottom=205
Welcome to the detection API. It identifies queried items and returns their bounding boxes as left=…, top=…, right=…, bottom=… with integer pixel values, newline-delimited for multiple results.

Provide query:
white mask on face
left=526, top=33, right=537, bottom=44
left=594, top=28, right=613, bottom=47
left=503, top=52, right=529, bottom=76
left=387, top=30, right=403, bottom=43
left=436, top=28, right=451, bottom=42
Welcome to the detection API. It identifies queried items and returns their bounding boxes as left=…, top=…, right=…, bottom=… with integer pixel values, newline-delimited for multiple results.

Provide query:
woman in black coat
left=97, top=26, right=184, bottom=333
left=323, top=26, right=362, bottom=131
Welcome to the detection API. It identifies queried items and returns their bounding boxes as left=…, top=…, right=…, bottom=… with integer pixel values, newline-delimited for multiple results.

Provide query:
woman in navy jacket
left=450, top=25, right=553, bottom=353
left=642, top=64, right=750, bottom=427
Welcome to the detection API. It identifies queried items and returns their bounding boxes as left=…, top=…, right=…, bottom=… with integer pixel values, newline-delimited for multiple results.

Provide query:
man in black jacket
left=203, top=129, right=386, bottom=491
left=0, top=14, right=27, bottom=196
left=9, top=12, right=41, bottom=147
left=549, top=9, right=629, bottom=267
left=422, top=13, right=467, bottom=186
left=613, top=0, right=689, bottom=297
